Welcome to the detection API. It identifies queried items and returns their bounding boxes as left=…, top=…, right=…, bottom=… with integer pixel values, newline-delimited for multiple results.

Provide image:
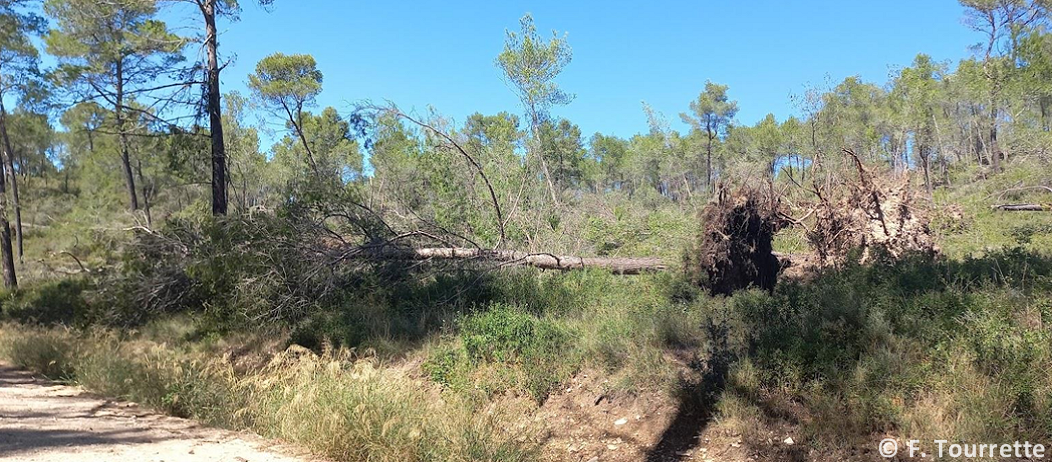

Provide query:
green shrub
left=426, top=303, right=579, bottom=402
left=460, top=304, right=567, bottom=362
left=715, top=250, right=1052, bottom=449
left=1, top=279, right=92, bottom=326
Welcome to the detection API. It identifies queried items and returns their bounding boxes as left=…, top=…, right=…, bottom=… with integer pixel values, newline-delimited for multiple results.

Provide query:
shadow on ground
left=645, top=322, right=732, bottom=462
left=0, top=428, right=169, bottom=457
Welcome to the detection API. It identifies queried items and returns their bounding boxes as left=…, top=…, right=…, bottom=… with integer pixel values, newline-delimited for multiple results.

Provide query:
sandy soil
left=0, top=363, right=318, bottom=462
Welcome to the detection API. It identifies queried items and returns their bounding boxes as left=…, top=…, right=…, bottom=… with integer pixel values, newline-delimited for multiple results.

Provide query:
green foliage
left=45, top=0, right=185, bottom=82
left=8, top=3, right=1052, bottom=460
left=495, top=14, right=574, bottom=113
left=935, top=165, right=1052, bottom=256
left=427, top=303, right=577, bottom=402
left=1008, top=222, right=1052, bottom=245
left=460, top=304, right=568, bottom=363
left=680, top=81, right=738, bottom=184
left=682, top=82, right=739, bottom=137
left=248, top=52, right=323, bottom=114
left=538, top=118, right=589, bottom=191
left=1, top=278, right=91, bottom=325
left=716, top=250, right=1052, bottom=447
left=99, top=213, right=339, bottom=328
left=0, top=0, right=47, bottom=101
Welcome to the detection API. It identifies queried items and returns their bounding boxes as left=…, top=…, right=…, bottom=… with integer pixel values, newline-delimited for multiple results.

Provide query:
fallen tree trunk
left=992, top=204, right=1051, bottom=211
left=366, top=246, right=668, bottom=274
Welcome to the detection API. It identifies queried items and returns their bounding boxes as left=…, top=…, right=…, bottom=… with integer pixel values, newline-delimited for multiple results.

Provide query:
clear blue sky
left=181, top=0, right=981, bottom=140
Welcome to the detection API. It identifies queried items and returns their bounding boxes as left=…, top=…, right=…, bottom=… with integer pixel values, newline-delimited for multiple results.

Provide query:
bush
left=715, top=250, right=1052, bottom=450
left=0, top=325, right=78, bottom=379
left=460, top=304, right=567, bottom=362
left=427, top=303, right=579, bottom=402
left=1, top=279, right=92, bottom=326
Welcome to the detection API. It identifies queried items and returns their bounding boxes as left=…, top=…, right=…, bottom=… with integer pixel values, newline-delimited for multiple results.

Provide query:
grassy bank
left=0, top=321, right=539, bottom=462
left=4, top=247, right=1052, bottom=460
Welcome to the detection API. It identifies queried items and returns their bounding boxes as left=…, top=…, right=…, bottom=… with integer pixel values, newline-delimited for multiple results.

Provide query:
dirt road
left=0, top=363, right=315, bottom=462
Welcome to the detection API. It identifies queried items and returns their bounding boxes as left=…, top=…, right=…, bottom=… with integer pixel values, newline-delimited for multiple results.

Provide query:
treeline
left=0, top=1, right=1051, bottom=287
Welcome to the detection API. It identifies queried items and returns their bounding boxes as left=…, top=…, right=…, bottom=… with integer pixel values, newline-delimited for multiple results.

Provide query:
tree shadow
left=645, top=322, right=733, bottom=462
left=0, top=365, right=178, bottom=457
left=0, top=427, right=169, bottom=457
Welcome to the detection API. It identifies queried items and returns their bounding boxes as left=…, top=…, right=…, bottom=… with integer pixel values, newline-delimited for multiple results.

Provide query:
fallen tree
left=363, top=246, right=668, bottom=274
left=990, top=185, right=1052, bottom=211
left=992, top=204, right=1051, bottom=212
left=804, top=150, right=938, bottom=265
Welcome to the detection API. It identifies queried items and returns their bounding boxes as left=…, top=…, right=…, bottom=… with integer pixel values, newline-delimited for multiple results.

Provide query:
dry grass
left=0, top=323, right=539, bottom=462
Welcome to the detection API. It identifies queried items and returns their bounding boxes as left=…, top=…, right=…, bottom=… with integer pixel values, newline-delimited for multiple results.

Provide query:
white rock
left=614, top=418, right=628, bottom=426
left=783, top=437, right=795, bottom=445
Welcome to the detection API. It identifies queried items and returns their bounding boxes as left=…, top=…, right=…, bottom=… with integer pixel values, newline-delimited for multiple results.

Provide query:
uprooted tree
left=686, top=184, right=787, bottom=295
left=804, top=150, right=939, bottom=265
left=686, top=149, right=940, bottom=296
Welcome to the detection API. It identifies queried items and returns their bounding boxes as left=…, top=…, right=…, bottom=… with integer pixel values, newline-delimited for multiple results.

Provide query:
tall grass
left=6, top=178, right=1052, bottom=461
left=0, top=324, right=538, bottom=462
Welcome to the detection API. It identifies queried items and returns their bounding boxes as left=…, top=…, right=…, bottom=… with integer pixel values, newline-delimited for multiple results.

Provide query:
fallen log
left=992, top=204, right=1050, bottom=212
left=366, top=246, right=668, bottom=274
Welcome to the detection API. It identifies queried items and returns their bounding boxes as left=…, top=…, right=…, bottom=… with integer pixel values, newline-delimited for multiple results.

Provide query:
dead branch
left=57, top=251, right=90, bottom=273
left=380, top=106, right=508, bottom=248
left=995, top=186, right=1052, bottom=201
left=778, top=209, right=815, bottom=233
left=844, top=148, right=890, bottom=236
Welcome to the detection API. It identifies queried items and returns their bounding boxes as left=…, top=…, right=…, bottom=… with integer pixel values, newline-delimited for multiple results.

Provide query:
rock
left=607, top=444, right=618, bottom=450
left=586, top=458, right=599, bottom=462
left=783, top=437, right=795, bottom=445
left=614, top=418, right=628, bottom=426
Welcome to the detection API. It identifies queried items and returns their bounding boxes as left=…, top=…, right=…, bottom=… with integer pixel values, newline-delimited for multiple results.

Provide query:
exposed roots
left=807, top=151, right=938, bottom=265
left=688, top=184, right=788, bottom=296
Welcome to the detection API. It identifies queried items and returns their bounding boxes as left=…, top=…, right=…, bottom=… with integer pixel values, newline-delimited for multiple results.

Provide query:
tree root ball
left=808, top=169, right=938, bottom=266
left=687, top=185, right=788, bottom=296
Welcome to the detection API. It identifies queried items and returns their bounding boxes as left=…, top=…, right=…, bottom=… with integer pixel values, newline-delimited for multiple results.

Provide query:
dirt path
left=0, top=363, right=317, bottom=462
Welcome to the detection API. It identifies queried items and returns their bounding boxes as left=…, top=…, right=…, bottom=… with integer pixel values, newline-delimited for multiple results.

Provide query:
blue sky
left=177, top=1, right=981, bottom=140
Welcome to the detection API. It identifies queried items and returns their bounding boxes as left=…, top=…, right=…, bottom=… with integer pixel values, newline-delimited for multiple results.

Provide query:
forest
left=1, top=0, right=1052, bottom=461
